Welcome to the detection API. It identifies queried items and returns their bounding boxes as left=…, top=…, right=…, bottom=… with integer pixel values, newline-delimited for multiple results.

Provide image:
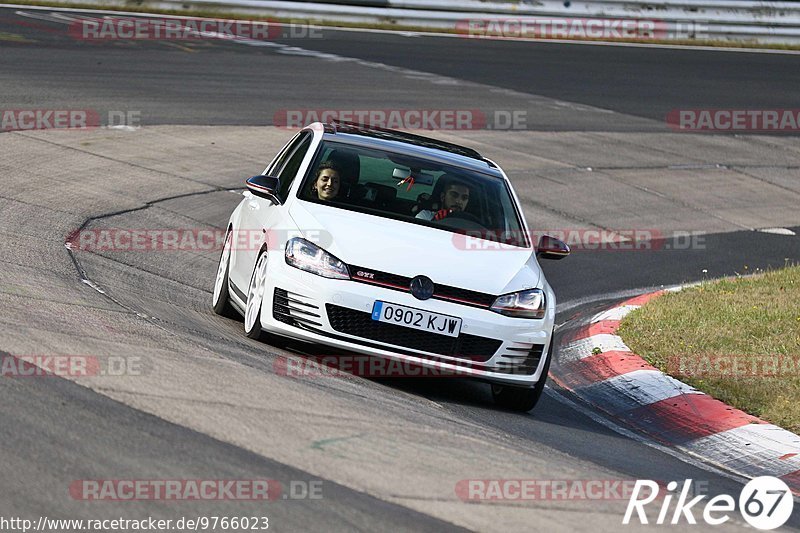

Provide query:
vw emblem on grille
left=410, top=275, right=435, bottom=300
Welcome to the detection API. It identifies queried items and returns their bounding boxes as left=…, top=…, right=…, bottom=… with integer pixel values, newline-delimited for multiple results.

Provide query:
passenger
left=416, top=175, right=470, bottom=221
left=312, top=160, right=342, bottom=201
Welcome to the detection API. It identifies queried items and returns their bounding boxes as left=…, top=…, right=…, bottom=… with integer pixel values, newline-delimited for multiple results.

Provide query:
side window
left=273, top=132, right=312, bottom=202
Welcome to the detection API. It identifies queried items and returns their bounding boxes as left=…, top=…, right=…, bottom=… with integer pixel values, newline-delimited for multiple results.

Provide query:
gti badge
left=410, top=275, right=435, bottom=300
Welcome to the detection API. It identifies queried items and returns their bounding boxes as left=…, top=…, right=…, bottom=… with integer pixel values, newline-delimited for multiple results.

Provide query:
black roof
left=324, top=120, right=486, bottom=162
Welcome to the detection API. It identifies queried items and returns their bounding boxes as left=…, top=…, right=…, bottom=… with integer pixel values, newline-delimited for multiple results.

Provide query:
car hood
left=288, top=200, right=541, bottom=295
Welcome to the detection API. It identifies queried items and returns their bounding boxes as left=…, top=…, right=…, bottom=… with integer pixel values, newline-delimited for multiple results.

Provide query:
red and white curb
left=552, top=289, right=800, bottom=495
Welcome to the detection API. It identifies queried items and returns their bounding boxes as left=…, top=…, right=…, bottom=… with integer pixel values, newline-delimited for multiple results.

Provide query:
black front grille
left=434, top=285, right=495, bottom=307
left=325, top=304, right=501, bottom=362
left=349, top=265, right=495, bottom=308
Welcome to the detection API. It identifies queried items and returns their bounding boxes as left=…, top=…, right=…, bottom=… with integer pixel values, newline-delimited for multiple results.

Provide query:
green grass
left=9, top=0, right=800, bottom=51
left=617, top=266, right=800, bottom=433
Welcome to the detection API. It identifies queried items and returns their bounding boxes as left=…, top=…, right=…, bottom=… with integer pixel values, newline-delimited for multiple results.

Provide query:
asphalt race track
left=1, top=6, right=799, bottom=531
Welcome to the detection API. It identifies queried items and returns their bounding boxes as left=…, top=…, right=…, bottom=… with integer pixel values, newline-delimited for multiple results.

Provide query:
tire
left=244, top=251, right=269, bottom=340
left=491, top=335, right=554, bottom=412
left=212, top=229, right=238, bottom=319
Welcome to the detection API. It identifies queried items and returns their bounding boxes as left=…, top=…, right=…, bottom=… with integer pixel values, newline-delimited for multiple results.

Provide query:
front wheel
left=212, top=229, right=237, bottom=318
left=244, top=251, right=269, bottom=340
left=491, top=336, right=553, bottom=412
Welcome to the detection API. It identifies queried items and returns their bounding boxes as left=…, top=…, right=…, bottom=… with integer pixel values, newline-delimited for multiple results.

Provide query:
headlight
left=285, top=238, right=350, bottom=280
left=490, top=289, right=546, bottom=319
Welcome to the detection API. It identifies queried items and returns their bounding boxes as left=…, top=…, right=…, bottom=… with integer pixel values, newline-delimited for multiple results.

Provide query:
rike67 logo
left=624, top=477, right=794, bottom=529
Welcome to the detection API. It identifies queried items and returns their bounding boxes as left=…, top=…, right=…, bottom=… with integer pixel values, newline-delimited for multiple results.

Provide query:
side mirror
left=246, top=175, right=281, bottom=204
left=536, top=235, right=570, bottom=260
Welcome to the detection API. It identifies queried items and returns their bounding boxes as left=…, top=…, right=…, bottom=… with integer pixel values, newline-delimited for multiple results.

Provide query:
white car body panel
left=287, top=199, right=540, bottom=295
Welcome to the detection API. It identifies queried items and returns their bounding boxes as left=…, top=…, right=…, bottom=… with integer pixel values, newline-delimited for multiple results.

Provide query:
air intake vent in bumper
left=273, top=288, right=322, bottom=328
left=492, top=343, right=546, bottom=375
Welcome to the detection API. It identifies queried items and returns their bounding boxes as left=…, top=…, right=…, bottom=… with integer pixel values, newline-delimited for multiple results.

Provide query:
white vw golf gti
left=212, top=122, right=569, bottom=411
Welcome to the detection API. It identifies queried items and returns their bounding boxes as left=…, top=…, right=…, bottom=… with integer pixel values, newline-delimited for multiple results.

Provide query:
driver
left=416, top=176, right=470, bottom=221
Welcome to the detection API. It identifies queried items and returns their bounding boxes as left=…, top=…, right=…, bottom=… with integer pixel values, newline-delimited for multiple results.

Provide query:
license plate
left=371, top=301, right=462, bottom=338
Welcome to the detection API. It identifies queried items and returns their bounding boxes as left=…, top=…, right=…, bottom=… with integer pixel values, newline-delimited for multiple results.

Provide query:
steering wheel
left=437, top=210, right=487, bottom=231
left=448, top=210, right=482, bottom=224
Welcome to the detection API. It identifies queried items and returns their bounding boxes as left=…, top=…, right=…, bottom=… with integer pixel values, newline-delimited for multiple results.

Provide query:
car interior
left=300, top=142, right=525, bottom=245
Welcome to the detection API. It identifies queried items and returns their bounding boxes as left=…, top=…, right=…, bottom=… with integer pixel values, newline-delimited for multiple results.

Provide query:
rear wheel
left=212, top=230, right=237, bottom=318
left=244, top=251, right=269, bottom=340
left=491, top=336, right=553, bottom=412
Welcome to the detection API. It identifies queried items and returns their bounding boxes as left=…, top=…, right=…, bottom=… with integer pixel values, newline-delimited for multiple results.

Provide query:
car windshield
left=298, top=140, right=529, bottom=248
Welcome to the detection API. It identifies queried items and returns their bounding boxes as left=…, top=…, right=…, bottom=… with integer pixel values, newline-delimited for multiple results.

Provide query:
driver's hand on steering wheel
left=433, top=209, right=452, bottom=221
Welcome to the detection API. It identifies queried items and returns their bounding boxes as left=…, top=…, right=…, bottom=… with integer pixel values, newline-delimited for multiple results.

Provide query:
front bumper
left=256, top=255, right=555, bottom=386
